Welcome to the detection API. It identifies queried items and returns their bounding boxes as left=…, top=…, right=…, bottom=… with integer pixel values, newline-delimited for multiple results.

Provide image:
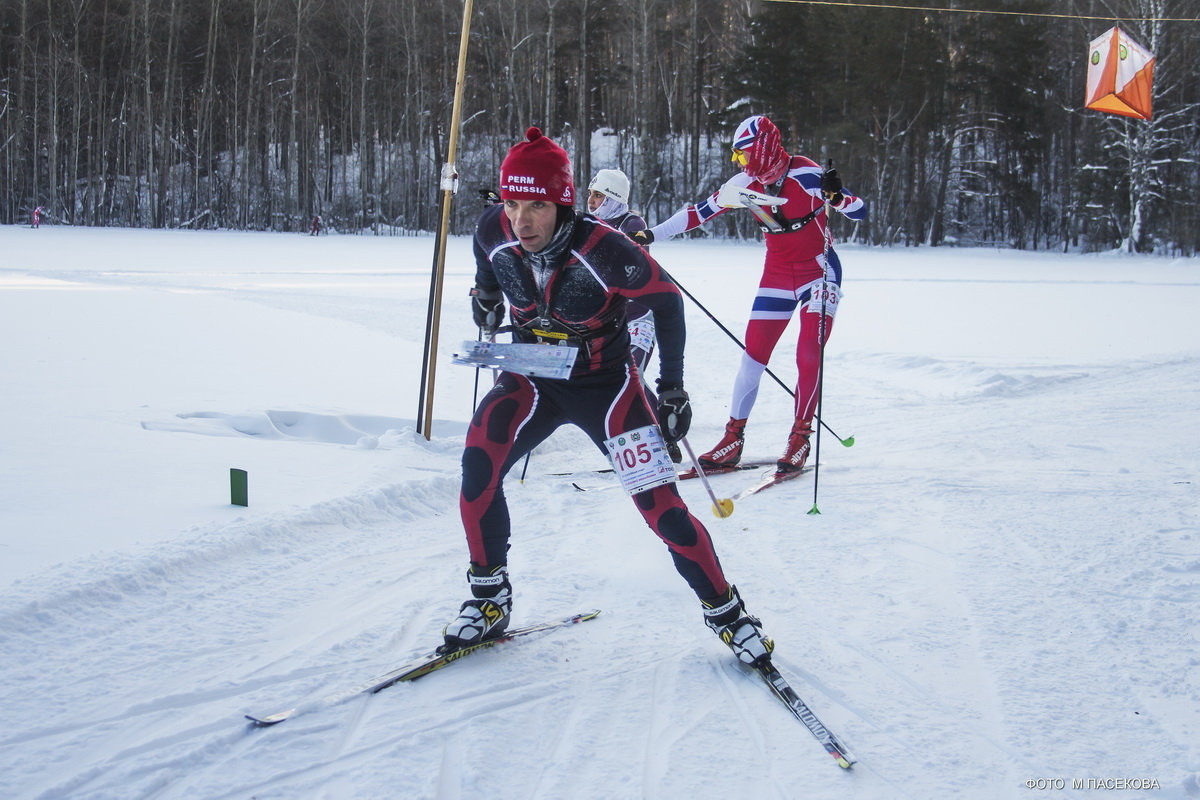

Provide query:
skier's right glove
left=629, top=229, right=655, bottom=246
left=656, top=382, right=692, bottom=444
left=470, top=286, right=505, bottom=334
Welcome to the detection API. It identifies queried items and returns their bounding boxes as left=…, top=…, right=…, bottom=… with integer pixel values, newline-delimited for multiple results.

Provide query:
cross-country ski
left=732, top=465, right=814, bottom=500
left=246, top=611, right=600, bottom=726
left=754, top=661, right=855, bottom=769
left=675, top=459, right=780, bottom=480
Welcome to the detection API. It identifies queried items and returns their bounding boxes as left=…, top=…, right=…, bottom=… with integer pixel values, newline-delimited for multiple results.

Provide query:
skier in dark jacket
left=443, top=127, right=773, bottom=667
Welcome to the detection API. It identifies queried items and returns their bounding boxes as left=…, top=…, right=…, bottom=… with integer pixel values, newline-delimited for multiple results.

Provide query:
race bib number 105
left=604, top=424, right=677, bottom=495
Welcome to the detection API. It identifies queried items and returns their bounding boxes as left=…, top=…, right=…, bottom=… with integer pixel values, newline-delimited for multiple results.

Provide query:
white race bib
left=627, top=312, right=656, bottom=353
left=802, top=281, right=841, bottom=318
left=604, top=424, right=677, bottom=495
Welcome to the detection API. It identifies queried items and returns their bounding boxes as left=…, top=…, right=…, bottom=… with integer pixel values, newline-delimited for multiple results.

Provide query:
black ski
left=755, top=660, right=855, bottom=769
left=245, top=610, right=601, bottom=726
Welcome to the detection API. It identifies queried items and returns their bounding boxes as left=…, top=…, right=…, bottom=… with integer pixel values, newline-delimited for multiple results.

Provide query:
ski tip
left=835, top=755, right=854, bottom=769
left=245, top=712, right=290, bottom=727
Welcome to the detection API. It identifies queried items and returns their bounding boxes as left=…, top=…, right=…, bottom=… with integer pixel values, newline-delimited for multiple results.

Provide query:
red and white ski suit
left=650, top=156, right=866, bottom=423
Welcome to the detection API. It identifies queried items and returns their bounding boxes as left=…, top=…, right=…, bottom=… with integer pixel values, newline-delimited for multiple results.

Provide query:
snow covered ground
left=1, top=223, right=1197, bottom=800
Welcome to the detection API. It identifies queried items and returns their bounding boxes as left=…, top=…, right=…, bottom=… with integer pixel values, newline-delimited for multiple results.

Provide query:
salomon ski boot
left=440, top=564, right=512, bottom=653
left=702, top=585, right=774, bottom=666
left=699, top=418, right=747, bottom=470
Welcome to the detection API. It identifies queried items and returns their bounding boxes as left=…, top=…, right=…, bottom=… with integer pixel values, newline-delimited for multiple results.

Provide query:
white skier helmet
left=587, top=168, right=631, bottom=204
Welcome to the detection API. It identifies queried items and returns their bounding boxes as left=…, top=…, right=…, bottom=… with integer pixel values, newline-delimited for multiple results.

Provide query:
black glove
left=478, top=189, right=501, bottom=206
left=656, top=382, right=691, bottom=444
left=470, top=286, right=505, bottom=334
left=820, top=169, right=845, bottom=205
left=629, top=229, right=655, bottom=246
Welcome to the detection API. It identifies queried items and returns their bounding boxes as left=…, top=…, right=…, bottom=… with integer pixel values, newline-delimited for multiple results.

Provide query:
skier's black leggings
left=460, top=364, right=727, bottom=599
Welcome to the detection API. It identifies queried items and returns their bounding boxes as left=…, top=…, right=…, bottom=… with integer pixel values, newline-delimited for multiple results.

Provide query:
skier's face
left=505, top=199, right=558, bottom=253
left=586, top=190, right=607, bottom=212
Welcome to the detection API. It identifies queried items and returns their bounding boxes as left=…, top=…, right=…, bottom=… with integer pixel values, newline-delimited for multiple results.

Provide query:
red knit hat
left=499, top=127, right=575, bottom=206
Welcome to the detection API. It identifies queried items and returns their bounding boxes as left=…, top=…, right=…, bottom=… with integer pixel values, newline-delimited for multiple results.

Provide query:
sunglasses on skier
left=731, top=148, right=749, bottom=167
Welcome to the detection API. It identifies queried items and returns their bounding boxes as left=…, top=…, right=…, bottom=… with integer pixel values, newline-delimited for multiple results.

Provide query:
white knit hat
left=587, top=169, right=631, bottom=204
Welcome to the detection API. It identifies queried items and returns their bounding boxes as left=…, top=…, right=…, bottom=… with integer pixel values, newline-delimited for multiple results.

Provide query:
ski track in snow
left=2, top=231, right=1198, bottom=799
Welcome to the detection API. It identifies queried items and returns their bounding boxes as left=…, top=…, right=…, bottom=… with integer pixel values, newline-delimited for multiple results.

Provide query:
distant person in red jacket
left=32, top=206, right=45, bottom=228
left=309, top=215, right=322, bottom=236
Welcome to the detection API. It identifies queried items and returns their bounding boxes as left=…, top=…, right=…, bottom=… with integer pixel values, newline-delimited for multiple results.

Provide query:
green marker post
left=230, top=468, right=248, bottom=507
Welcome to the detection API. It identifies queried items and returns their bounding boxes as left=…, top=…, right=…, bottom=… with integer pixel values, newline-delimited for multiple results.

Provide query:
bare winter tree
left=0, top=0, right=1196, bottom=252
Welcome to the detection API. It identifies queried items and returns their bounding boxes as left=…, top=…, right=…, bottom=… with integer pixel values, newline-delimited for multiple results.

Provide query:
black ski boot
left=701, top=585, right=774, bottom=666
left=440, top=564, right=512, bottom=653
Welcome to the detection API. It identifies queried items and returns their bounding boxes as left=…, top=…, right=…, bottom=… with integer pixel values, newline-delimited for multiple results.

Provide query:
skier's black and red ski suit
left=462, top=204, right=729, bottom=599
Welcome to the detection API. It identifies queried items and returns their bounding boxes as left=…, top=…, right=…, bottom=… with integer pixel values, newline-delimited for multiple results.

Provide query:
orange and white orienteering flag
left=1085, top=26, right=1155, bottom=120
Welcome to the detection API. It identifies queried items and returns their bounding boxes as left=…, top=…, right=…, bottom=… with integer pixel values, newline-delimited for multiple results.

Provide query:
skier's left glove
left=470, top=286, right=505, bottom=334
left=820, top=169, right=845, bottom=206
left=656, top=381, right=692, bottom=444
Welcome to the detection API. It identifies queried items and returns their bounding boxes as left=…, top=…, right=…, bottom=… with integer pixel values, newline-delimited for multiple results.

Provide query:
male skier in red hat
left=443, top=127, right=774, bottom=667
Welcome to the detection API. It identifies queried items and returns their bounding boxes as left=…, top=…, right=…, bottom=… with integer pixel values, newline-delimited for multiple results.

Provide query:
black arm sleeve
left=617, top=248, right=685, bottom=386
left=473, top=234, right=501, bottom=295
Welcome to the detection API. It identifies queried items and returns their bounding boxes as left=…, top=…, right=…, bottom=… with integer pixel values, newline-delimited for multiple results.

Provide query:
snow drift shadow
left=839, top=352, right=1093, bottom=402
left=141, top=410, right=467, bottom=447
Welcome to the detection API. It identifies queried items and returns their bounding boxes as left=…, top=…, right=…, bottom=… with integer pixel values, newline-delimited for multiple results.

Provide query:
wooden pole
left=417, top=0, right=475, bottom=439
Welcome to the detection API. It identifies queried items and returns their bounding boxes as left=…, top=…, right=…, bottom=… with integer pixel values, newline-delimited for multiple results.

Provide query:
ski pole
left=808, top=284, right=827, bottom=517
left=680, top=436, right=733, bottom=518
left=668, top=272, right=853, bottom=448
left=471, top=327, right=483, bottom=412
left=808, top=162, right=836, bottom=516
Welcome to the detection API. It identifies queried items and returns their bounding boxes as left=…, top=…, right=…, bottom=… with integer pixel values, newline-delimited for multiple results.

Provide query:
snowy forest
left=2, top=0, right=1198, bottom=254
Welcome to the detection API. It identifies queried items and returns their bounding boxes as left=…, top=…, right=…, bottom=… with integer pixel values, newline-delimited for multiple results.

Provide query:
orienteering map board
left=452, top=340, right=578, bottom=380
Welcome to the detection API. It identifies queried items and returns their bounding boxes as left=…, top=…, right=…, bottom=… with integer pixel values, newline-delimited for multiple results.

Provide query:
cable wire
left=761, top=0, right=1200, bottom=23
